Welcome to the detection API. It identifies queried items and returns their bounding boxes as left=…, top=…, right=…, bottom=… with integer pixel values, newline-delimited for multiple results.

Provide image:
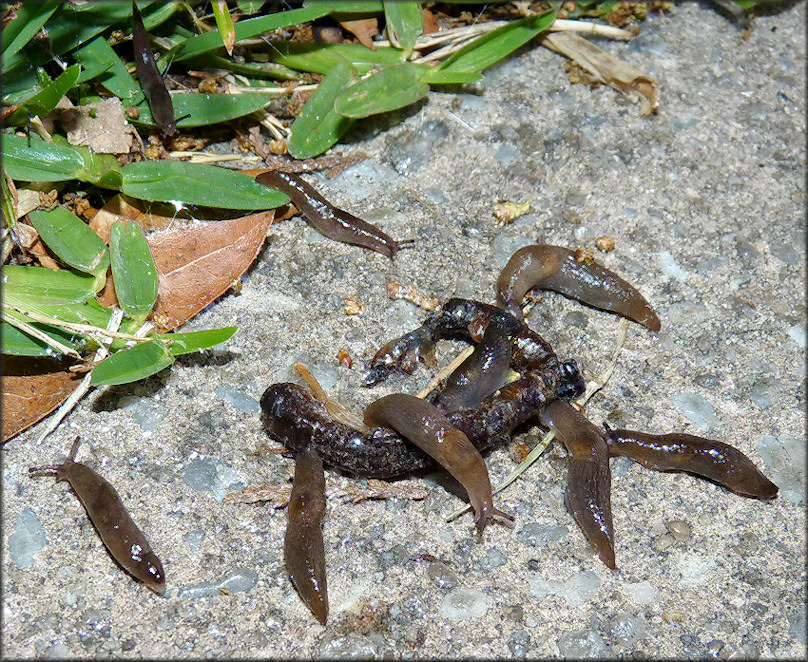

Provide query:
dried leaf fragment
left=343, top=294, right=364, bottom=315
left=493, top=200, right=530, bottom=225
left=386, top=281, right=440, bottom=311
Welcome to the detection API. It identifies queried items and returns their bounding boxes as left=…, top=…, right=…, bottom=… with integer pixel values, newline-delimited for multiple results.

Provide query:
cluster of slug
left=261, top=244, right=778, bottom=624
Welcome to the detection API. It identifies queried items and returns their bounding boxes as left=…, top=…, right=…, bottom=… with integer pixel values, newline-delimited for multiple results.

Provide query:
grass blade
left=1, top=1, right=60, bottom=62
left=158, top=326, right=238, bottom=355
left=28, top=208, right=110, bottom=279
left=383, top=0, right=423, bottom=56
left=74, top=36, right=143, bottom=102
left=132, top=92, right=278, bottom=131
left=90, top=340, right=175, bottom=386
left=271, top=42, right=405, bottom=76
left=110, top=221, right=158, bottom=321
left=2, top=134, right=85, bottom=183
left=334, top=63, right=429, bottom=118
left=3, top=265, right=97, bottom=307
left=212, top=1, right=237, bottom=55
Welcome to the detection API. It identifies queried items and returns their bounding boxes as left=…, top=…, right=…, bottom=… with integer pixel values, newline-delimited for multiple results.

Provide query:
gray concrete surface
left=3, top=2, right=805, bottom=658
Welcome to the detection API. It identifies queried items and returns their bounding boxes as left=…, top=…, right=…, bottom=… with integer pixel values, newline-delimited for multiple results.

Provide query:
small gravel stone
left=652, top=534, right=675, bottom=552
left=755, top=435, right=805, bottom=505
left=213, top=385, right=260, bottom=414
left=749, top=376, right=782, bottom=409
left=624, top=581, right=658, bottom=605
left=558, top=629, right=613, bottom=658
left=667, top=520, right=691, bottom=542
left=677, top=552, right=717, bottom=586
left=175, top=567, right=258, bottom=599
left=530, top=571, right=600, bottom=607
left=491, top=232, right=534, bottom=267
left=181, top=458, right=242, bottom=501
left=482, top=546, right=507, bottom=570
left=495, top=143, right=519, bottom=164
left=608, top=612, right=646, bottom=647
left=508, top=630, right=531, bottom=658
left=318, top=633, right=377, bottom=659
left=518, top=522, right=569, bottom=547
left=657, top=250, right=688, bottom=280
left=119, top=395, right=167, bottom=432
left=427, top=562, right=458, bottom=589
left=9, top=507, right=48, bottom=569
left=439, top=588, right=488, bottom=620
left=669, top=392, right=722, bottom=431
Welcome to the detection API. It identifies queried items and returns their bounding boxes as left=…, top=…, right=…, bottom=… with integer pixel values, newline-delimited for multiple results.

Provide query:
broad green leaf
left=24, top=299, right=114, bottom=331
left=334, top=63, right=429, bottom=118
left=236, top=0, right=264, bottom=14
left=271, top=42, right=405, bottom=76
left=287, top=58, right=357, bottom=159
left=72, top=145, right=124, bottom=190
left=74, top=37, right=143, bottom=102
left=110, top=221, right=158, bottom=321
left=2, top=134, right=85, bottom=182
left=90, top=340, right=174, bottom=386
left=212, top=1, right=237, bottom=55
left=440, top=10, right=556, bottom=73
left=3, top=265, right=97, bottom=307
left=418, top=69, right=484, bottom=85
left=28, top=208, right=110, bottom=279
left=1, top=1, right=60, bottom=62
left=121, top=161, right=288, bottom=209
left=6, top=65, right=81, bottom=127
left=157, top=326, right=238, bottom=356
left=2, top=169, right=15, bottom=228
left=174, top=6, right=332, bottom=62
left=304, top=1, right=383, bottom=12
left=131, top=92, right=276, bottom=131
left=383, top=1, right=423, bottom=56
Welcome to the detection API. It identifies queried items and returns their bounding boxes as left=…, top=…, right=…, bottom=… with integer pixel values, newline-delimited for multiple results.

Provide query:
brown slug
left=496, top=244, right=661, bottom=330
left=363, top=394, right=513, bottom=535
left=29, top=436, right=166, bottom=595
left=284, top=449, right=328, bottom=624
left=255, top=170, right=413, bottom=258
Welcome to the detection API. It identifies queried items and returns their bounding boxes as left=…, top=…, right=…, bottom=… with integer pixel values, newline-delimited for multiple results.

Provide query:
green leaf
left=212, top=1, right=237, bottom=54
left=304, top=1, right=383, bottom=12
left=334, top=63, right=429, bottom=118
left=72, top=145, right=124, bottom=190
left=2, top=133, right=85, bottom=182
left=74, top=37, right=143, bottom=102
left=28, top=208, right=110, bottom=280
left=90, top=340, right=174, bottom=386
left=2, top=169, right=15, bottom=228
left=157, top=326, right=238, bottom=355
left=287, top=58, right=357, bottom=159
left=110, top=221, right=158, bottom=321
left=174, top=6, right=332, bottom=62
left=3, top=265, right=97, bottom=308
left=271, top=42, right=405, bottom=76
left=383, top=1, right=423, bottom=56
left=440, top=9, right=556, bottom=73
left=0, top=315, right=85, bottom=357
left=6, top=65, right=81, bottom=126
left=131, top=92, right=277, bottom=131
left=121, top=161, right=288, bottom=209
left=1, top=1, right=60, bottom=62
left=24, top=299, right=114, bottom=331
left=418, top=69, right=484, bottom=85
left=185, top=54, right=302, bottom=80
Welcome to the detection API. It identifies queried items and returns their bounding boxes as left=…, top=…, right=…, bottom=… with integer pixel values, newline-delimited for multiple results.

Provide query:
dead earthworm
left=495, top=244, right=661, bottom=330
left=604, top=428, right=779, bottom=500
left=255, top=170, right=413, bottom=258
left=540, top=400, right=616, bottom=569
left=29, top=436, right=166, bottom=594
left=363, top=394, right=513, bottom=534
left=284, top=449, right=328, bottom=624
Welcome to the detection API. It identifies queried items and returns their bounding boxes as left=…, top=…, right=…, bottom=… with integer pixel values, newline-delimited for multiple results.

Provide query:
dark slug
left=604, top=427, right=779, bottom=500
left=495, top=244, right=661, bottom=330
left=364, top=394, right=512, bottom=534
left=132, top=2, right=179, bottom=138
left=29, top=436, right=165, bottom=595
left=285, top=449, right=328, bottom=624
left=255, top=170, right=413, bottom=258
left=540, top=400, right=616, bottom=569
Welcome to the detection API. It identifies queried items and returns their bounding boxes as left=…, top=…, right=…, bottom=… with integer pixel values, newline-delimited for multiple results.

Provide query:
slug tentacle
left=496, top=244, right=661, bottom=330
left=604, top=427, right=779, bottom=500
left=541, top=400, right=616, bottom=569
left=255, top=170, right=412, bottom=258
left=285, top=450, right=328, bottom=625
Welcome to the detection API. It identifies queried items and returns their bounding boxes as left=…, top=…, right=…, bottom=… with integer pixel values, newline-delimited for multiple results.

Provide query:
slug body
left=29, top=437, right=165, bottom=594
left=255, top=170, right=411, bottom=258
left=605, top=428, right=779, bottom=500
left=285, top=449, right=328, bottom=624
left=364, top=394, right=512, bottom=534
left=496, top=244, right=661, bottom=330
left=132, top=1, right=178, bottom=138
left=540, top=400, right=616, bottom=569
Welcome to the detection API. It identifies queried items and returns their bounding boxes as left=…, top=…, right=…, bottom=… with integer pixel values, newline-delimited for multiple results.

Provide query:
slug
left=255, top=170, right=413, bottom=258
left=363, top=394, right=512, bottom=534
left=540, top=400, right=616, bottom=569
left=284, top=449, right=328, bottom=625
left=132, top=1, right=179, bottom=138
left=29, top=436, right=166, bottom=595
left=604, top=428, right=779, bottom=500
left=496, top=244, right=661, bottom=330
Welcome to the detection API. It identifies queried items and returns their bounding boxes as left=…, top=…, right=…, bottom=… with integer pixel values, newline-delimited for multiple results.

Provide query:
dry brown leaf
left=386, top=280, right=441, bottom=311
left=1, top=356, right=81, bottom=443
left=339, top=17, right=378, bottom=49
left=148, top=209, right=275, bottom=332
left=540, top=31, right=659, bottom=115
left=422, top=8, right=439, bottom=35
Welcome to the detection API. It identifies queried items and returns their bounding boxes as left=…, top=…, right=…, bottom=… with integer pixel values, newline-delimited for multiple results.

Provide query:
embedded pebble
left=677, top=552, right=717, bottom=586
left=9, top=507, right=48, bottom=569
left=657, top=250, right=688, bottom=280
left=318, top=633, right=377, bottom=659
left=213, top=385, right=260, bottom=414
left=608, top=611, right=646, bottom=647
left=482, top=546, right=508, bottom=570
left=669, top=392, right=721, bottom=431
left=495, top=143, right=519, bottom=164
left=787, top=609, right=806, bottom=645
left=530, top=571, right=600, bottom=607
left=427, top=562, right=458, bottom=589
left=652, top=534, right=675, bottom=552
left=755, top=435, right=805, bottom=505
left=508, top=630, right=531, bottom=658
left=388, top=121, right=449, bottom=173
left=439, top=588, right=488, bottom=620
left=558, top=629, right=613, bottom=658
left=383, top=300, right=422, bottom=335
left=329, top=160, right=402, bottom=200
left=491, top=232, right=534, bottom=267
left=665, top=301, right=708, bottom=327
left=667, top=520, right=691, bottom=542
left=787, top=322, right=805, bottom=348
left=456, top=94, right=486, bottom=110
left=424, top=187, right=448, bottom=204
left=119, top=395, right=166, bottom=432
left=183, top=529, right=205, bottom=552
left=749, top=376, right=782, bottom=409
left=519, top=522, right=569, bottom=548
left=175, top=567, right=258, bottom=599
left=181, top=458, right=243, bottom=501
left=624, top=580, right=658, bottom=605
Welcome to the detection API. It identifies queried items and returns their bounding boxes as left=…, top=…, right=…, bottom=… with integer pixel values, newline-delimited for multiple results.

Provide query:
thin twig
left=2, top=310, right=82, bottom=359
